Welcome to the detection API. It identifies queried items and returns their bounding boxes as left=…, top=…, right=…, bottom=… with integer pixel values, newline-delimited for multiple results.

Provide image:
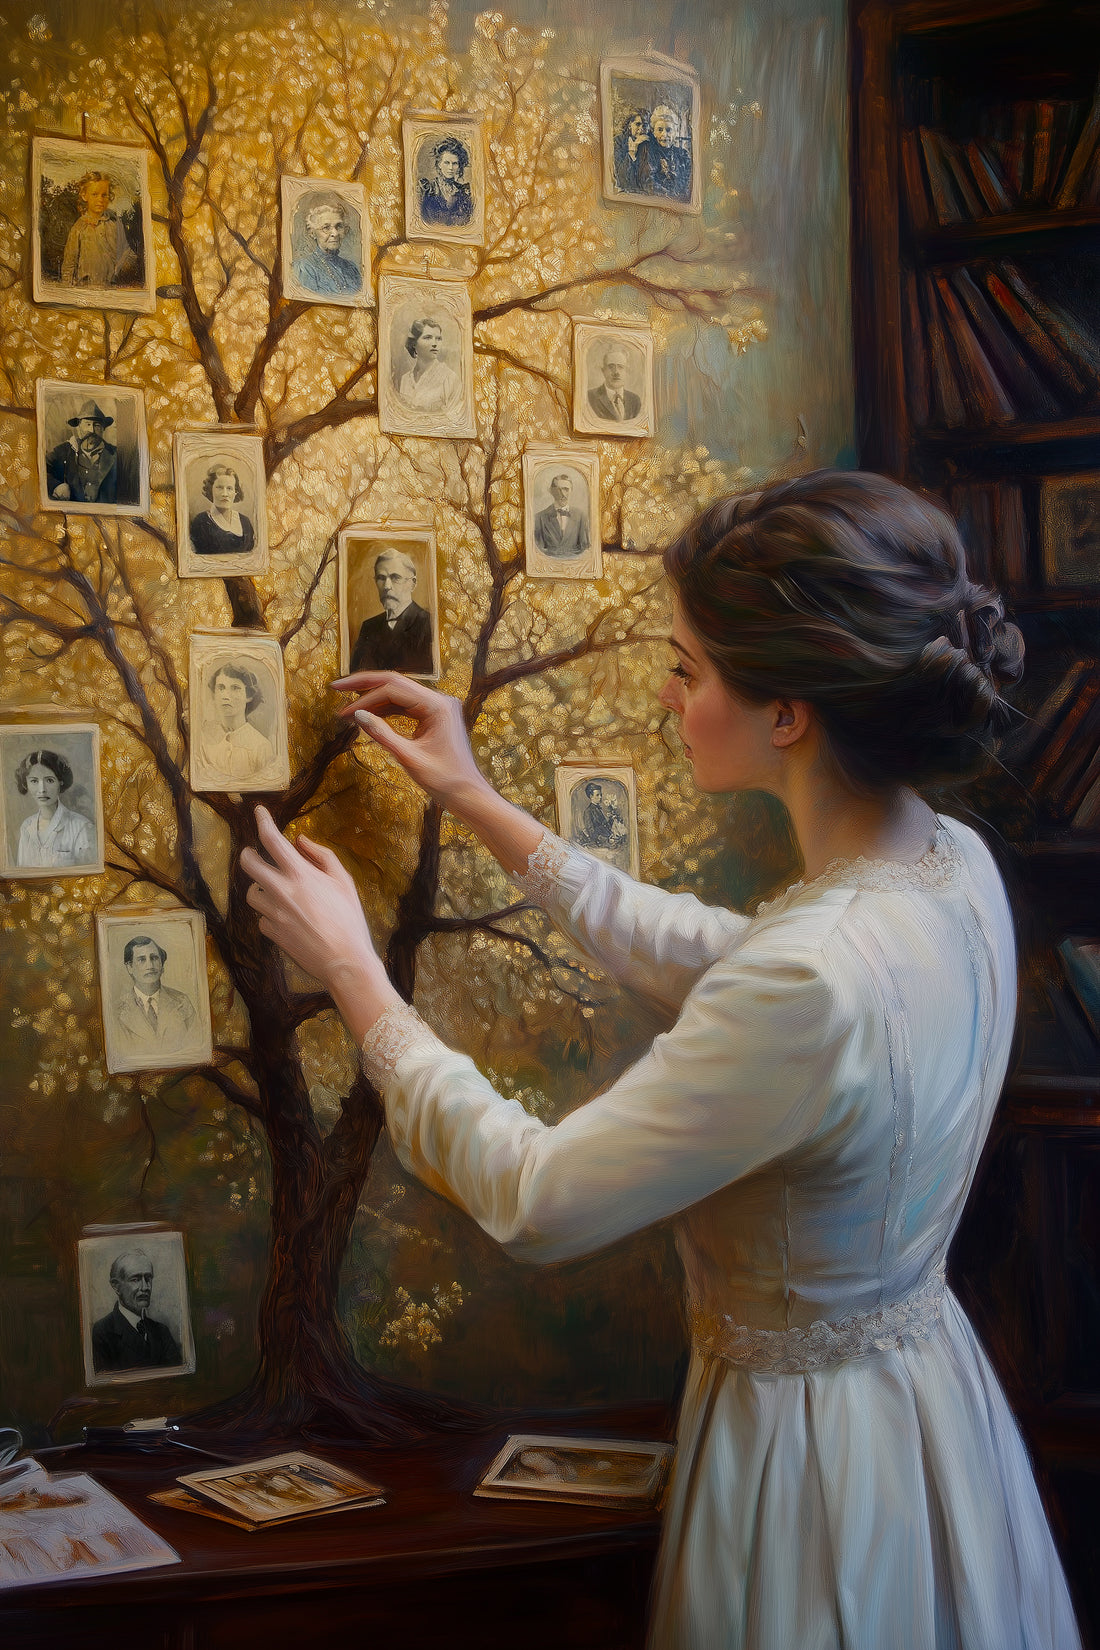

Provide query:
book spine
left=940, top=135, right=986, bottom=220
left=1055, top=79, right=1100, bottom=207
left=982, top=268, right=1090, bottom=400
left=903, top=264, right=932, bottom=427
left=1031, top=672, right=1100, bottom=793
left=900, top=128, right=934, bottom=232
left=1046, top=692, right=1100, bottom=819
left=919, top=276, right=966, bottom=426
left=919, top=126, right=963, bottom=224
left=950, top=267, right=1062, bottom=419
left=993, top=479, right=1029, bottom=586
left=1028, top=101, right=1055, bottom=202
left=1000, top=261, right=1100, bottom=382
left=965, top=139, right=1013, bottom=214
left=933, top=273, right=1017, bottom=423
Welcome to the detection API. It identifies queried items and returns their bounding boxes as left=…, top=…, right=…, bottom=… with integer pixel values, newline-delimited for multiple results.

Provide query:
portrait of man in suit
left=115, top=933, right=198, bottom=1054
left=533, top=473, right=590, bottom=558
left=349, top=548, right=435, bottom=675
left=587, top=342, right=642, bottom=424
left=91, top=1250, right=184, bottom=1373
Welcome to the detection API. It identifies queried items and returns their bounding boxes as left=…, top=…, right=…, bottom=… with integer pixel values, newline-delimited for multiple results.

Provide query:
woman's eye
left=669, top=661, right=690, bottom=683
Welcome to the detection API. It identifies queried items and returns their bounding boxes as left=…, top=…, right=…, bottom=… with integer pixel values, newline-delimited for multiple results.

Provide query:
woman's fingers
left=253, top=804, right=300, bottom=870
left=332, top=671, right=435, bottom=718
left=240, top=843, right=277, bottom=884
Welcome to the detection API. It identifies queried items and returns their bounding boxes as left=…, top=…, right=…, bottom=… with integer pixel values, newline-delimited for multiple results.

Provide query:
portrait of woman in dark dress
left=417, top=136, right=473, bottom=228
left=189, top=461, right=256, bottom=558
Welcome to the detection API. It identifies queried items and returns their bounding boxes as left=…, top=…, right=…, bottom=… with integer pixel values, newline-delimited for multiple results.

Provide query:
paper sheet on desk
left=0, top=1460, right=178, bottom=1588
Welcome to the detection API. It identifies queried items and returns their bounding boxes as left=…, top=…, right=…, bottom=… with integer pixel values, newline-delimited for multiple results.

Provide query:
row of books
left=903, top=259, right=1100, bottom=430
left=901, top=88, right=1100, bottom=227
left=1003, top=657, right=1100, bottom=833
left=945, top=479, right=1027, bottom=588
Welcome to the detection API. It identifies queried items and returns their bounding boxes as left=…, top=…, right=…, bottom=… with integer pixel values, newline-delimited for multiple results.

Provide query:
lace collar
left=754, top=819, right=962, bottom=920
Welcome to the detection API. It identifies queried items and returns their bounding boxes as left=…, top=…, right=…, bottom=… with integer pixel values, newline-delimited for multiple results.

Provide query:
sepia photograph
left=523, top=448, right=602, bottom=581
left=339, top=524, right=440, bottom=680
left=1041, top=472, right=1100, bottom=588
left=377, top=272, right=476, bottom=440
left=78, top=1227, right=195, bottom=1387
left=177, top=1452, right=384, bottom=1526
left=173, top=431, right=268, bottom=578
left=572, top=317, right=655, bottom=438
left=96, top=906, right=214, bottom=1076
left=0, top=722, right=104, bottom=880
left=475, top=1434, right=673, bottom=1508
left=280, top=175, right=371, bottom=307
left=554, top=760, right=639, bottom=878
left=403, top=112, right=485, bottom=246
left=36, top=379, right=149, bottom=515
left=600, top=53, right=702, bottom=214
left=188, top=631, right=291, bottom=793
left=31, top=136, right=156, bottom=314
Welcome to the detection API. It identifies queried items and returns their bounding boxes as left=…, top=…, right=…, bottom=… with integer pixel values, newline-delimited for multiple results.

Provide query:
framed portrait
left=31, top=135, right=156, bottom=314
left=572, top=318, right=655, bottom=438
left=1040, top=473, right=1100, bottom=588
left=554, top=760, right=639, bottom=878
left=523, top=448, right=602, bottom=580
left=377, top=271, right=476, bottom=440
left=36, top=379, right=149, bottom=516
left=475, top=1434, right=673, bottom=1509
left=188, top=631, right=290, bottom=794
left=78, top=1227, right=195, bottom=1386
left=403, top=111, right=485, bottom=246
left=95, top=906, right=213, bottom=1076
left=0, top=721, right=104, bottom=880
left=175, top=1452, right=384, bottom=1526
left=338, top=523, right=440, bottom=681
left=280, top=176, right=371, bottom=308
left=600, top=53, right=702, bottom=215
left=173, top=431, right=268, bottom=578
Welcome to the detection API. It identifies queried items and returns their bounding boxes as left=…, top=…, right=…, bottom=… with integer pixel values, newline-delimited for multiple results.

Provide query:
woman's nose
left=657, top=677, right=680, bottom=711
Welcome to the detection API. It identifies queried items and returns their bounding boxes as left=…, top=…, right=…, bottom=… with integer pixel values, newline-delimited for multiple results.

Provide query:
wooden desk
left=0, top=1413, right=669, bottom=1650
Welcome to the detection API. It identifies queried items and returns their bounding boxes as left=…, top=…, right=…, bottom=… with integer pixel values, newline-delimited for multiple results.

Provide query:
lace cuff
left=360, top=1002, right=430, bottom=1090
left=511, top=829, right=571, bottom=906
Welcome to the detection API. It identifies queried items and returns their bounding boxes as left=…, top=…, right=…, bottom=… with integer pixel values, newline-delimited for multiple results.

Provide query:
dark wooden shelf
left=915, top=208, right=1100, bottom=262
left=916, top=414, right=1100, bottom=448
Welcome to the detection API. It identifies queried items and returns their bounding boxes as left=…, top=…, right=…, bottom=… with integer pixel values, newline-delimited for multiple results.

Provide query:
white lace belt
left=690, top=1267, right=947, bottom=1374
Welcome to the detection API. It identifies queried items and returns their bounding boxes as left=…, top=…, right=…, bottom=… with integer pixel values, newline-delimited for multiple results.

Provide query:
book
left=903, top=265, right=932, bottom=427
left=474, top=1433, right=674, bottom=1510
left=965, top=139, right=1014, bottom=215
left=939, top=134, right=986, bottom=220
left=933, top=273, right=1016, bottom=423
left=919, top=126, right=964, bottom=224
left=1057, top=939, right=1100, bottom=1042
left=900, top=128, right=933, bottom=232
left=1028, top=101, right=1055, bottom=202
left=948, top=480, right=996, bottom=584
left=993, top=479, right=1029, bottom=586
left=950, top=268, right=1062, bottom=420
left=920, top=277, right=966, bottom=426
left=0, top=1460, right=178, bottom=1589
left=1055, top=79, right=1100, bottom=208
left=981, top=268, right=1090, bottom=402
left=1001, top=657, right=1095, bottom=771
left=1046, top=689, right=1100, bottom=820
left=1030, top=669, right=1100, bottom=797
left=175, top=1450, right=385, bottom=1528
left=1000, top=261, right=1100, bottom=384
left=1072, top=762, right=1100, bottom=831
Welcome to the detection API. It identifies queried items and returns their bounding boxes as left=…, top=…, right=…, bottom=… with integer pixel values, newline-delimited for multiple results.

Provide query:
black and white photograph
left=523, top=448, right=602, bottom=581
left=403, top=112, right=485, bottom=246
left=173, top=431, right=268, bottom=578
left=188, top=631, right=291, bottom=794
left=1041, top=472, right=1100, bottom=588
left=176, top=1452, right=384, bottom=1527
left=280, top=176, right=371, bottom=308
left=339, top=524, right=440, bottom=680
left=96, top=907, right=214, bottom=1076
left=475, top=1434, right=673, bottom=1508
left=78, top=1228, right=195, bottom=1386
left=377, top=272, right=476, bottom=440
left=31, top=136, right=156, bottom=314
left=600, top=53, right=702, bottom=214
left=572, top=318, right=655, bottom=438
left=0, top=722, right=104, bottom=880
left=36, top=379, right=149, bottom=516
left=554, top=760, right=639, bottom=877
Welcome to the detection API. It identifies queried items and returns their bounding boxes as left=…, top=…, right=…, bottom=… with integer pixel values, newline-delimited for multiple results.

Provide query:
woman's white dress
left=16, top=801, right=96, bottom=868
left=362, top=815, right=1080, bottom=1649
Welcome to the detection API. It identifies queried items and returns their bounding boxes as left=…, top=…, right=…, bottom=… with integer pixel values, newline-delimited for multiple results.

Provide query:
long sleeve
left=514, top=831, right=750, bottom=1011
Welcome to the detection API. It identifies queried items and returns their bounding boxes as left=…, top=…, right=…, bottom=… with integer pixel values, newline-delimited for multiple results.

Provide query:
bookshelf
left=851, top=3, right=1100, bottom=1635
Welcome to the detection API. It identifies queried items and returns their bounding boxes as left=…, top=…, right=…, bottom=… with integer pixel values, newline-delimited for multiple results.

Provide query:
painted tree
left=0, top=0, right=774, bottom=1437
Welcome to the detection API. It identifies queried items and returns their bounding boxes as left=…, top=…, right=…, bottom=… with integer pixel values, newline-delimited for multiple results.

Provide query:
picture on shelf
left=173, top=431, right=269, bottom=578
left=600, top=53, right=701, bottom=214
left=572, top=317, right=654, bottom=438
left=475, top=1434, right=673, bottom=1507
left=0, top=722, right=104, bottom=880
left=1041, top=472, right=1100, bottom=587
left=188, top=631, right=291, bottom=794
left=176, top=1452, right=385, bottom=1526
left=523, top=448, right=602, bottom=581
left=77, top=1228, right=196, bottom=1386
left=377, top=272, right=476, bottom=440
left=95, top=907, right=213, bottom=1077
left=36, top=379, right=148, bottom=515
left=339, top=524, right=440, bottom=680
left=280, top=176, right=371, bottom=307
left=31, top=136, right=155, bottom=314
left=403, top=112, right=485, bottom=245
left=554, top=759, right=639, bottom=878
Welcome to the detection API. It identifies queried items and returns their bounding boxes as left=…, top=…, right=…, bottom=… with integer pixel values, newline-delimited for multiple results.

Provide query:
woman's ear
left=771, top=699, right=813, bottom=748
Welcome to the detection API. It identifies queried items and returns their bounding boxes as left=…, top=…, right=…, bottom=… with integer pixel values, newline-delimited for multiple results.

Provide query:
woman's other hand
left=332, top=671, right=490, bottom=813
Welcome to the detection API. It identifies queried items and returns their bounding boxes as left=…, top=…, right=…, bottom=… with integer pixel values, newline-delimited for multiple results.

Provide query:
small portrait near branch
left=96, top=907, right=213, bottom=1076
left=572, top=318, right=655, bottom=438
left=1040, top=472, right=1100, bottom=588
left=600, top=54, right=702, bottom=214
left=339, top=525, right=440, bottom=680
left=554, top=761, right=639, bottom=878
left=280, top=176, right=371, bottom=307
left=78, top=1228, right=195, bottom=1386
left=377, top=272, right=476, bottom=440
left=173, top=431, right=268, bottom=578
left=523, top=449, right=602, bottom=581
left=189, top=632, right=291, bottom=794
left=0, top=723, right=104, bottom=880
left=36, top=380, right=148, bottom=516
left=32, top=136, right=155, bottom=314
left=403, top=113, right=485, bottom=245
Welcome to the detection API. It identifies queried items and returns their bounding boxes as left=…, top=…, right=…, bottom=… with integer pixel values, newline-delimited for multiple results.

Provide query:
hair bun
left=963, top=591, right=1024, bottom=692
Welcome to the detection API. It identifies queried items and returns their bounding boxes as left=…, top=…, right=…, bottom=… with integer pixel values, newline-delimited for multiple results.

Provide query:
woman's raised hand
left=332, top=671, right=490, bottom=813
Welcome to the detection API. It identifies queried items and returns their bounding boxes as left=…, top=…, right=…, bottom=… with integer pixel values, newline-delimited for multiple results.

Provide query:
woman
left=418, top=137, right=473, bottom=228
left=198, top=662, right=274, bottom=783
left=291, top=193, right=362, bottom=295
left=613, top=109, right=647, bottom=194
left=242, top=471, right=1080, bottom=1649
left=397, top=317, right=460, bottom=412
left=15, top=748, right=96, bottom=869
left=189, top=463, right=256, bottom=558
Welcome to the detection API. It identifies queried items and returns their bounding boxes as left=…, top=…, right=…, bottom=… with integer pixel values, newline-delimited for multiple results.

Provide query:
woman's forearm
left=443, top=774, right=546, bottom=878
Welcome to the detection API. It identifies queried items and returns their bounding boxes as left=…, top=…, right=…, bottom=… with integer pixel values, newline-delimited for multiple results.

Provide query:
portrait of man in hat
left=37, top=381, right=146, bottom=513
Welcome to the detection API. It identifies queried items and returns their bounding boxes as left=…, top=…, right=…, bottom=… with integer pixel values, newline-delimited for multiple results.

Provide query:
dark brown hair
left=663, top=470, right=1024, bottom=790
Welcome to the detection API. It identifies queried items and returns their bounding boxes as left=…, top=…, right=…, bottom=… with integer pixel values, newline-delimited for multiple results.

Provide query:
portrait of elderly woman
left=600, top=58, right=701, bottom=214
left=197, top=662, right=276, bottom=786
left=396, top=317, right=461, bottom=412
left=280, top=176, right=369, bottom=309
left=291, top=192, right=362, bottom=296
left=189, top=461, right=255, bottom=558
left=417, top=136, right=473, bottom=228
left=11, top=747, right=97, bottom=871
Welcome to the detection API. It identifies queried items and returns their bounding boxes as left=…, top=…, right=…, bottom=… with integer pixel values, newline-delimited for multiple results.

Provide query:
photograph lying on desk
left=173, top=1452, right=385, bottom=1528
left=474, top=1435, right=674, bottom=1509
left=0, top=1460, right=178, bottom=1589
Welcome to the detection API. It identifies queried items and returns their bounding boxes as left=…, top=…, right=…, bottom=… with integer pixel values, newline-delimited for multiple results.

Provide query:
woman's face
left=311, top=209, right=348, bottom=252
left=658, top=595, right=782, bottom=794
left=26, top=762, right=61, bottom=810
left=210, top=471, right=238, bottom=511
left=213, top=671, right=248, bottom=728
left=415, top=324, right=443, bottom=363
left=628, top=114, right=644, bottom=139
left=436, top=150, right=461, bottom=181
